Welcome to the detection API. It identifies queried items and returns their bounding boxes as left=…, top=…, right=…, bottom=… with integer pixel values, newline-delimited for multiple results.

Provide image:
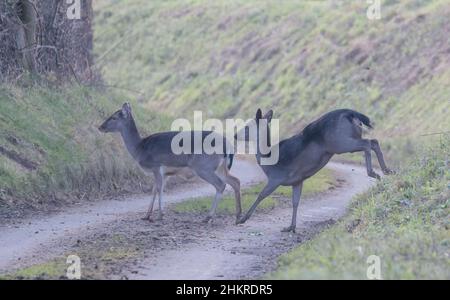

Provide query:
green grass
left=173, top=168, right=335, bottom=214
left=0, top=81, right=171, bottom=212
left=1, top=260, right=67, bottom=280
left=0, top=240, right=141, bottom=280
left=94, top=0, right=450, bottom=166
left=2, top=0, right=448, bottom=248
left=269, top=138, right=450, bottom=279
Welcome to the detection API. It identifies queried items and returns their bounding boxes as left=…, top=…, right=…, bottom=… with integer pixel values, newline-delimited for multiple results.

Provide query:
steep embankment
left=0, top=83, right=170, bottom=216
left=270, top=138, right=449, bottom=279
left=94, top=0, right=450, bottom=163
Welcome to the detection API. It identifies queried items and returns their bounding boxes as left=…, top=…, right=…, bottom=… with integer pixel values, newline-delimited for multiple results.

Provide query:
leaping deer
left=99, top=103, right=241, bottom=223
left=235, top=108, right=393, bottom=232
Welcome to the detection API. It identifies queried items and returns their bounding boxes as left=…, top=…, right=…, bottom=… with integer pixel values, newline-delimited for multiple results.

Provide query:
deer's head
left=234, top=108, right=273, bottom=143
left=99, top=103, right=133, bottom=133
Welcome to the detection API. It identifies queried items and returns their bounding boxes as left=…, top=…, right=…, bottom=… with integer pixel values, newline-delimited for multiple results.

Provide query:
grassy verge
left=269, top=138, right=450, bottom=279
left=172, top=168, right=336, bottom=214
left=1, top=259, right=67, bottom=280
left=0, top=80, right=171, bottom=217
left=0, top=232, right=141, bottom=280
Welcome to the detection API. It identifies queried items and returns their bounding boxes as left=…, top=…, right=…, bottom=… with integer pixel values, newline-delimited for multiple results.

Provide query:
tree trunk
left=16, top=0, right=37, bottom=73
left=0, top=0, right=95, bottom=82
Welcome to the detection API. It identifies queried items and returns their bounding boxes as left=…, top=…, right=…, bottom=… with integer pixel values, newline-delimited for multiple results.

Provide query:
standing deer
left=235, top=108, right=393, bottom=232
left=99, top=103, right=241, bottom=223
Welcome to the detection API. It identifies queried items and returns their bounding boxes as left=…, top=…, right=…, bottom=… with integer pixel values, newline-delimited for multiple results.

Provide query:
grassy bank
left=173, top=168, right=336, bottom=214
left=270, top=138, right=449, bottom=279
left=0, top=231, right=142, bottom=280
left=0, top=81, right=170, bottom=216
left=94, top=0, right=450, bottom=165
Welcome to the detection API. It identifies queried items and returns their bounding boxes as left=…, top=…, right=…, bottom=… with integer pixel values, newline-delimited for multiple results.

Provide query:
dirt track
left=0, top=159, right=375, bottom=279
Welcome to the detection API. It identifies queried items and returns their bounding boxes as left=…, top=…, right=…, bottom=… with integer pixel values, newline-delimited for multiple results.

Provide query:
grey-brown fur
left=99, top=103, right=241, bottom=222
left=236, top=108, right=393, bottom=232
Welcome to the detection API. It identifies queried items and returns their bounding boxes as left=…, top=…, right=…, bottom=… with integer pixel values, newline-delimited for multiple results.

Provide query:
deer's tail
left=348, top=110, right=373, bottom=129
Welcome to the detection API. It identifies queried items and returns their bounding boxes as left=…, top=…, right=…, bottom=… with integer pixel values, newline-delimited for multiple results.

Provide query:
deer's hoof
left=384, top=168, right=395, bottom=175
left=369, top=172, right=381, bottom=180
left=236, top=217, right=247, bottom=225
left=235, top=214, right=242, bottom=225
left=202, top=216, right=212, bottom=223
left=281, top=226, right=296, bottom=233
left=141, top=216, right=154, bottom=222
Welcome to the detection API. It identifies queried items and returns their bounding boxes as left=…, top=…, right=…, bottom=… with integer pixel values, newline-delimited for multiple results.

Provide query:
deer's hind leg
left=370, top=139, right=393, bottom=175
left=225, top=174, right=241, bottom=223
left=194, top=166, right=227, bottom=223
left=217, top=160, right=242, bottom=222
left=334, top=138, right=381, bottom=179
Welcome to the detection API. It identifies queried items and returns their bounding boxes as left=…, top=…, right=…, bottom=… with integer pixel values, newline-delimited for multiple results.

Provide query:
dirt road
left=0, top=159, right=375, bottom=278
left=126, top=162, right=374, bottom=279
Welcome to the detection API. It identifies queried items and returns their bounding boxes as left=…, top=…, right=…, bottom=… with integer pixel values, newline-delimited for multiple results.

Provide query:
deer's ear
left=121, top=102, right=131, bottom=116
left=264, top=110, right=273, bottom=122
left=256, top=108, right=262, bottom=120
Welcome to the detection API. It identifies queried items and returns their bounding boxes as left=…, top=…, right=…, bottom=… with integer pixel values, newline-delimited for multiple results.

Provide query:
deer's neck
left=120, top=117, right=142, bottom=160
left=255, top=125, right=271, bottom=166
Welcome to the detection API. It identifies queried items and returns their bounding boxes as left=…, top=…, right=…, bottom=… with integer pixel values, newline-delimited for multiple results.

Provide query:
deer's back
left=264, top=109, right=364, bottom=183
left=136, top=131, right=230, bottom=169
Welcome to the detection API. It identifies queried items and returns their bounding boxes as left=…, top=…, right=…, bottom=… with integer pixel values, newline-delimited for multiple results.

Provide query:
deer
left=235, top=108, right=393, bottom=232
left=98, top=103, right=241, bottom=223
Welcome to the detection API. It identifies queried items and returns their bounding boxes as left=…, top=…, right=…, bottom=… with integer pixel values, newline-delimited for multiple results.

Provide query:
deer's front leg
left=155, top=167, right=165, bottom=221
left=142, top=185, right=157, bottom=222
left=281, top=183, right=303, bottom=233
left=237, top=180, right=279, bottom=225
